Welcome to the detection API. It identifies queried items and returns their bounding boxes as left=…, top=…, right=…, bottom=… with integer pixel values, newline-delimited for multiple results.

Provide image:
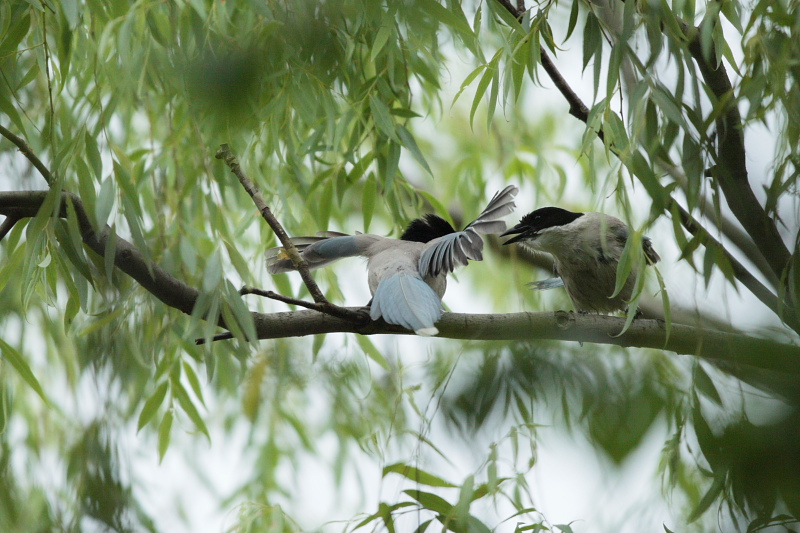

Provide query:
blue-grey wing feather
left=370, top=273, right=443, bottom=335
left=418, top=185, right=518, bottom=278
left=527, top=277, right=565, bottom=291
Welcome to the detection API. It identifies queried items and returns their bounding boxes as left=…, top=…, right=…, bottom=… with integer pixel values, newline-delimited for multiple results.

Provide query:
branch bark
left=249, top=309, right=800, bottom=374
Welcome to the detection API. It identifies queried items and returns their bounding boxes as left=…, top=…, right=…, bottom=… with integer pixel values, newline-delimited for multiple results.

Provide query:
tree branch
left=0, top=215, right=20, bottom=241
left=245, top=309, right=800, bottom=374
left=0, top=191, right=203, bottom=316
left=214, top=143, right=365, bottom=324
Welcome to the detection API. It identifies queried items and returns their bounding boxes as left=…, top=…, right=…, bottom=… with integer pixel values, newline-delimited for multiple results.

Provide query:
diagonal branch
left=673, top=202, right=799, bottom=331
left=0, top=190, right=202, bottom=316
left=0, top=124, right=54, bottom=186
left=214, top=144, right=366, bottom=324
left=677, top=21, right=791, bottom=283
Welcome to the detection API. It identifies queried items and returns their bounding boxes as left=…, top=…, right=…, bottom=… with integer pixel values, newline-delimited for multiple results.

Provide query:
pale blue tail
left=370, top=273, right=443, bottom=336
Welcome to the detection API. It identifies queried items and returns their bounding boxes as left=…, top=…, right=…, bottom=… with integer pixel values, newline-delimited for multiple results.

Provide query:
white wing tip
left=414, top=327, right=439, bottom=336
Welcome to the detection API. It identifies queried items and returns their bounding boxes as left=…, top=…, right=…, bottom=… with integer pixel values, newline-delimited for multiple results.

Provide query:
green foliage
left=1, top=0, right=799, bottom=531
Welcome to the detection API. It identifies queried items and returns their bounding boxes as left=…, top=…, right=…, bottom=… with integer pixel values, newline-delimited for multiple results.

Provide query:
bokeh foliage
left=1, top=0, right=799, bottom=531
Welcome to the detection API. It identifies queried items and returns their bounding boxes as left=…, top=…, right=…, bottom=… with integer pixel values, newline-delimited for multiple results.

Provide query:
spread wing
left=418, top=185, right=519, bottom=277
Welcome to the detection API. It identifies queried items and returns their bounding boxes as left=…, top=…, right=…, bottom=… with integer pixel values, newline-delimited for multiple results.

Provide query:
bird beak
left=500, top=225, right=531, bottom=245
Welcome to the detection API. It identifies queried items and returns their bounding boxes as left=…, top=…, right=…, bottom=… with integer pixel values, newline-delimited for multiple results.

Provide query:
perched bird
left=267, top=185, right=519, bottom=335
left=501, top=207, right=660, bottom=314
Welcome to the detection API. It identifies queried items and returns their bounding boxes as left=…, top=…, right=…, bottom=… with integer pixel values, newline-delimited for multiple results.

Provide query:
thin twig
left=241, top=285, right=354, bottom=313
left=0, top=124, right=54, bottom=186
left=214, top=144, right=367, bottom=324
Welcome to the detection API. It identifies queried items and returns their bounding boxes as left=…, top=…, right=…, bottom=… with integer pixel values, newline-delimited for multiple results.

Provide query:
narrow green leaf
left=470, top=50, right=502, bottom=128
left=693, top=363, right=723, bottom=406
left=383, top=463, right=457, bottom=488
left=202, top=249, right=222, bottom=293
left=172, top=380, right=210, bottom=440
left=95, top=177, right=115, bottom=228
left=417, top=191, right=454, bottom=227
left=78, top=307, right=124, bottom=338
left=610, top=234, right=634, bottom=299
left=137, top=381, right=169, bottom=432
left=362, top=174, right=377, bottom=232
left=182, top=361, right=206, bottom=407
left=0, top=93, right=27, bottom=137
left=404, top=490, right=453, bottom=515
left=370, top=24, right=392, bottom=64
left=565, top=0, right=580, bottom=42
left=0, top=339, right=48, bottom=404
left=486, top=61, right=500, bottom=129
left=489, top=0, right=525, bottom=33
left=582, top=14, right=601, bottom=71
left=85, top=131, right=103, bottom=180
left=158, top=410, right=173, bottom=462
left=370, top=95, right=399, bottom=142
left=389, top=108, right=421, bottom=118
left=397, top=125, right=432, bottom=175
left=687, top=473, right=725, bottom=522
left=652, top=87, right=687, bottom=129
left=453, top=64, right=486, bottom=107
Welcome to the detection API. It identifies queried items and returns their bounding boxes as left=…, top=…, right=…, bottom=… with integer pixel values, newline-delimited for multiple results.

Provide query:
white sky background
left=1, top=2, right=796, bottom=532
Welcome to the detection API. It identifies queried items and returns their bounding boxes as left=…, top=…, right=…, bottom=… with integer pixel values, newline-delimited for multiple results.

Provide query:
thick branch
left=2, top=191, right=798, bottom=373
left=0, top=191, right=202, bottom=316
left=247, top=309, right=800, bottom=373
left=673, top=202, right=798, bottom=331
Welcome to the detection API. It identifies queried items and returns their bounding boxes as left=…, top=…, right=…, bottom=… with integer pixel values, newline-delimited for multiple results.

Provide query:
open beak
left=500, top=224, right=533, bottom=245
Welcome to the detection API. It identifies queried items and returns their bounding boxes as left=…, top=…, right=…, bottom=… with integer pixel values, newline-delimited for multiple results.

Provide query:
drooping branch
left=214, top=144, right=367, bottom=325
